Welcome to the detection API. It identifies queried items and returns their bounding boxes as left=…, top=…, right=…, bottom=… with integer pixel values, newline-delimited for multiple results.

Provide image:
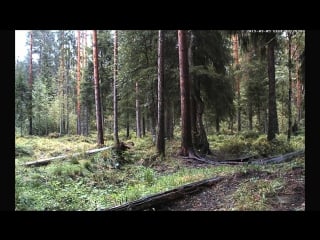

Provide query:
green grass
left=106, top=165, right=239, bottom=207
left=15, top=130, right=305, bottom=211
left=208, top=133, right=304, bottom=157
left=230, top=156, right=305, bottom=210
left=15, top=135, right=96, bottom=162
left=232, top=178, right=284, bottom=210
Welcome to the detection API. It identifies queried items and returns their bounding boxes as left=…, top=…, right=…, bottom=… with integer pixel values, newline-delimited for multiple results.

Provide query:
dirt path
left=153, top=166, right=305, bottom=211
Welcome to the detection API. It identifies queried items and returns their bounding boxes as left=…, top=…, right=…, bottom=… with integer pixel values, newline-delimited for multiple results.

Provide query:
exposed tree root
left=182, top=149, right=217, bottom=165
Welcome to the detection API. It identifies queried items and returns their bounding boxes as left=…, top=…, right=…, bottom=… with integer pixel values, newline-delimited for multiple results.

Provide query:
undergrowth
left=15, top=130, right=305, bottom=211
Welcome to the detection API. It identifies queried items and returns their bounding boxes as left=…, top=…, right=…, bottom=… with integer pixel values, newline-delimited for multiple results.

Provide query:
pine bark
left=287, top=32, right=292, bottom=141
left=59, top=31, right=65, bottom=136
left=136, top=80, right=141, bottom=138
left=294, top=43, right=302, bottom=123
left=77, top=30, right=81, bottom=135
left=165, top=100, right=174, bottom=140
left=113, top=30, right=120, bottom=146
left=82, top=31, right=88, bottom=136
left=267, top=34, right=279, bottom=141
left=188, top=31, right=210, bottom=154
left=156, top=30, right=165, bottom=156
left=28, top=30, right=33, bottom=135
left=178, top=30, right=193, bottom=156
left=232, top=34, right=241, bottom=132
left=92, top=30, right=104, bottom=145
left=248, top=102, right=253, bottom=130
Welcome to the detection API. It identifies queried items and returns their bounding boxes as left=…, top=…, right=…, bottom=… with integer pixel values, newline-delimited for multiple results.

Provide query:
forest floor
left=153, top=157, right=305, bottom=211
left=15, top=132, right=305, bottom=211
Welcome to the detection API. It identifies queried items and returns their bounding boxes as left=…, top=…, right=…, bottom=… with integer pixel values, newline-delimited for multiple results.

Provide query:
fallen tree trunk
left=23, top=146, right=112, bottom=167
left=218, top=155, right=256, bottom=163
left=104, top=176, right=223, bottom=211
left=250, top=149, right=305, bottom=165
left=184, top=149, right=304, bottom=166
left=183, top=156, right=216, bottom=165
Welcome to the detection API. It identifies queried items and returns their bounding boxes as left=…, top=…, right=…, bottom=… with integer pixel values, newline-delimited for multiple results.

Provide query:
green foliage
left=143, top=168, right=155, bottom=186
left=15, top=132, right=304, bottom=210
left=15, top=29, right=305, bottom=210
left=251, top=134, right=294, bottom=157
left=232, top=178, right=284, bottom=210
left=190, top=31, right=234, bottom=126
left=218, top=137, right=251, bottom=156
left=251, top=136, right=272, bottom=156
left=209, top=132, right=304, bottom=158
left=83, top=161, right=91, bottom=171
left=15, top=60, right=29, bottom=136
left=50, top=163, right=84, bottom=178
left=15, top=145, right=33, bottom=157
left=192, top=30, right=231, bottom=71
left=70, top=157, right=79, bottom=164
left=240, top=130, right=260, bottom=139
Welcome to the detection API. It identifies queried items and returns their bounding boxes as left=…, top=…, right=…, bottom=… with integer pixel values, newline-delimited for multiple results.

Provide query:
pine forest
left=15, top=30, right=305, bottom=211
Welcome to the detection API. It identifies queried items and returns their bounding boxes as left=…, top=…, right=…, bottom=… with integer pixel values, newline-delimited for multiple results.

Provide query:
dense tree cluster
left=15, top=30, right=305, bottom=155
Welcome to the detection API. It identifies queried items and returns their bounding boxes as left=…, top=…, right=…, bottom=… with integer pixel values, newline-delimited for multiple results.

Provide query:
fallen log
left=183, top=156, right=217, bottom=165
left=183, top=149, right=304, bottom=166
left=184, top=153, right=257, bottom=165
left=250, top=149, right=305, bottom=165
left=218, top=155, right=256, bottom=163
left=104, top=176, right=223, bottom=211
left=23, top=146, right=112, bottom=167
left=215, top=161, right=247, bottom=165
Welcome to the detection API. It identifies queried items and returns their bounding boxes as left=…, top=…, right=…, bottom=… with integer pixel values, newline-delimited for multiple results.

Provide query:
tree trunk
left=165, top=100, right=174, bottom=140
left=257, top=102, right=261, bottom=132
left=84, top=105, right=89, bottom=136
left=28, top=30, right=33, bottom=135
left=83, top=31, right=87, bottom=66
left=248, top=102, right=253, bottom=130
left=113, top=30, right=120, bottom=147
left=81, top=31, right=88, bottom=136
left=126, top=100, right=130, bottom=139
left=92, top=30, right=104, bottom=145
left=65, top=43, right=70, bottom=135
left=267, top=34, right=278, bottom=141
left=59, top=31, right=65, bottom=136
left=188, top=31, right=210, bottom=154
left=142, top=114, right=146, bottom=137
left=77, top=30, right=81, bottom=135
left=136, top=80, right=141, bottom=138
left=192, top=78, right=210, bottom=153
left=295, top=46, right=302, bottom=124
left=156, top=30, right=165, bottom=157
left=149, top=81, right=157, bottom=139
left=287, top=32, right=292, bottom=141
left=189, top=31, right=197, bottom=148
left=264, top=108, right=268, bottom=134
left=178, top=30, right=193, bottom=156
left=126, top=115, right=130, bottom=139
left=196, top=95, right=210, bottom=154
left=296, top=71, right=302, bottom=123
left=232, top=34, right=241, bottom=132
left=230, top=115, right=234, bottom=134
left=216, top=115, right=220, bottom=133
